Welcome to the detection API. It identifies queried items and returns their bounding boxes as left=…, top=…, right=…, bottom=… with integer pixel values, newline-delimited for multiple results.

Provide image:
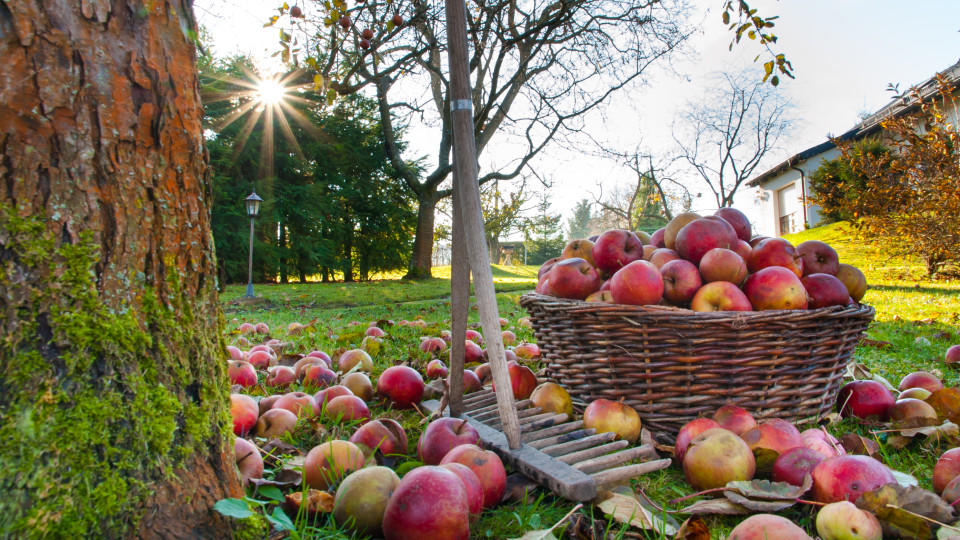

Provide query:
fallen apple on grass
left=234, top=437, right=264, bottom=486
left=582, top=399, right=642, bottom=443
left=417, top=417, right=480, bottom=465
left=303, top=440, right=367, bottom=491
left=230, top=393, right=259, bottom=436
left=333, top=466, right=401, bottom=537
left=683, top=427, right=756, bottom=490
left=381, top=466, right=471, bottom=540
left=440, top=443, right=507, bottom=508
left=377, top=365, right=424, bottom=409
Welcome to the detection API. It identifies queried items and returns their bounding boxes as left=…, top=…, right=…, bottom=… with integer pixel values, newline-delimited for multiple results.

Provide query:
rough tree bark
left=0, top=1, right=240, bottom=538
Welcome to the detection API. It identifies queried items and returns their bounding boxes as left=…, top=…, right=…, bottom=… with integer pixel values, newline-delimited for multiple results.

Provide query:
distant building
left=748, top=58, right=960, bottom=237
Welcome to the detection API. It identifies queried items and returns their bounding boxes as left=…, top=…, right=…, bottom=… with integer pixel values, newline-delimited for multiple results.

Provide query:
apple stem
left=668, top=487, right=727, bottom=504
left=795, top=498, right=826, bottom=507
left=410, top=402, right=427, bottom=419
left=456, top=417, right=470, bottom=434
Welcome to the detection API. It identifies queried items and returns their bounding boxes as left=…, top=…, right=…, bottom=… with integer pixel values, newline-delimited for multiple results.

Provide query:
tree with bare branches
left=673, top=71, right=792, bottom=208
left=278, top=0, right=690, bottom=277
left=592, top=152, right=690, bottom=232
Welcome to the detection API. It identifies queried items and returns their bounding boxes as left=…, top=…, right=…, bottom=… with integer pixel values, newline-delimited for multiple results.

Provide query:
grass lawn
left=223, top=225, right=960, bottom=539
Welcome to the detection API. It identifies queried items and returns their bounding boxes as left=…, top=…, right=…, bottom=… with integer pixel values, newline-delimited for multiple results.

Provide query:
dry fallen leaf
left=283, top=489, right=334, bottom=516
left=678, top=498, right=750, bottom=515
left=857, top=483, right=956, bottom=539
left=887, top=421, right=960, bottom=449
left=674, top=517, right=710, bottom=540
left=840, top=433, right=883, bottom=460
left=928, top=389, right=960, bottom=424
left=597, top=491, right=677, bottom=536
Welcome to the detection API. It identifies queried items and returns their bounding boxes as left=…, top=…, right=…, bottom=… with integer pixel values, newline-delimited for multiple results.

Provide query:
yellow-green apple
left=898, top=387, right=932, bottom=400
left=898, top=371, right=943, bottom=393
left=360, top=335, right=382, bottom=355
left=691, top=281, right=753, bottom=312
left=338, top=349, right=374, bottom=372
left=324, top=395, right=371, bottom=424
left=699, top=248, right=748, bottom=285
left=228, top=360, right=258, bottom=388
left=650, top=227, right=666, bottom=248
left=514, top=342, right=540, bottom=360
left=231, top=393, right=259, bottom=436
left=816, top=501, right=882, bottom=540
left=661, top=259, right=702, bottom=305
left=683, top=428, right=756, bottom=490
left=714, top=207, right=752, bottom=242
left=675, top=418, right=720, bottom=462
left=349, top=418, right=408, bottom=457
left=934, top=448, right=960, bottom=494
left=835, top=263, right=867, bottom=301
left=426, top=359, right=449, bottom=378
left=772, top=446, right=824, bottom=487
left=440, top=443, right=507, bottom=508
left=675, top=217, right=738, bottom=265
left=501, top=330, right=516, bottom=346
left=302, top=364, right=337, bottom=389
left=812, top=455, right=895, bottom=503
left=837, top=380, right=894, bottom=421
left=642, top=244, right=658, bottom=261
left=664, top=212, right=701, bottom=249
left=529, top=382, right=573, bottom=416
left=592, top=229, right=645, bottom=275
left=728, top=514, right=811, bottom=540
left=946, top=345, right=960, bottom=364
left=286, top=321, right=305, bottom=335
left=440, top=462, right=484, bottom=520
left=561, top=239, right=596, bottom=266
left=333, top=466, right=401, bottom=537
left=802, top=273, right=851, bottom=309
left=585, top=290, right=615, bottom=303
left=608, top=260, right=664, bottom=306
left=255, top=407, right=299, bottom=437
left=342, top=372, right=374, bottom=401
left=235, top=437, right=264, bottom=485
left=888, top=398, right=939, bottom=429
left=381, top=466, right=471, bottom=540
left=797, top=240, right=840, bottom=276
left=377, top=365, right=425, bottom=409
left=304, top=440, right=367, bottom=490
left=748, top=237, right=804, bottom=277
left=634, top=230, right=652, bottom=244
left=417, top=417, right=481, bottom=465
left=741, top=419, right=805, bottom=472
left=314, top=385, right=354, bottom=408
left=743, top=266, right=809, bottom=310
left=546, top=257, right=603, bottom=300
left=583, top=399, right=642, bottom=442
left=713, top=404, right=757, bottom=436
left=649, top=248, right=681, bottom=269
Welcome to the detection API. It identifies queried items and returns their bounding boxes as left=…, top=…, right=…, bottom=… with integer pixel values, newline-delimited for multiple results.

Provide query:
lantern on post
left=244, top=191, right=263, bottom=298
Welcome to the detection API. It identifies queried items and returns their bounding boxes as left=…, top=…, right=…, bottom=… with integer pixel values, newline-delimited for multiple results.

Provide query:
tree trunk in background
left=406, top=193, right=438, bottom=279
left=0, top=2, right=240, bottom=538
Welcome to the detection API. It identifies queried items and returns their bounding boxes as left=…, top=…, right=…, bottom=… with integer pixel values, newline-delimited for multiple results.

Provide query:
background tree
left=673, top=71, right=792, bottom=208
left=0, top=3, right=239, bottom=538
left=812, top=77, right=960, bottom=276
left=566, top=199, right=595, bottom=240
left=480, top=180, right=530, bottom=264
left=274, top=0, right=690, bottom=277
left=592, top=152, right=683, bottom=232
left=522, top=195, right=565, bottom=265
left=808, top=139, right=888, bottom=223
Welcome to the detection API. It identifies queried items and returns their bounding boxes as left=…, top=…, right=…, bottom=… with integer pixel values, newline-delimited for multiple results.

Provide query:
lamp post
left=244, top=191, right=262, bottom=298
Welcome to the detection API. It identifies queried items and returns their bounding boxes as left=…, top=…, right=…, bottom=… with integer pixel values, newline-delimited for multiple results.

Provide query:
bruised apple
left=815, top=501, right=882, bottom=540
left=583, top=399, right=641, bottom=443
left=235, top=437, right=264, bottom=486
left=255, top=407, right=298, bottom=438
left=812, top=455, right=894, bottom=503
left=343, top=372, right=374, bottom=401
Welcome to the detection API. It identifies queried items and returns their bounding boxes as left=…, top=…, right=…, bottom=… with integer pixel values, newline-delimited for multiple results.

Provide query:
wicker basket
left=519, top=293, right=875, bottom=440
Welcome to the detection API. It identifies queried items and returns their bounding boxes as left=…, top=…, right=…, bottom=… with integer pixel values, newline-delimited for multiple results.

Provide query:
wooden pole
left=443, top=0, right=522, bottom=448
left=448, top=185, right=468, bottom=416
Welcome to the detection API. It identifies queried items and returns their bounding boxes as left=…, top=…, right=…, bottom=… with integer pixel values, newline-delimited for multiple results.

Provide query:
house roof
left=747, top=57, right=960, bottom=188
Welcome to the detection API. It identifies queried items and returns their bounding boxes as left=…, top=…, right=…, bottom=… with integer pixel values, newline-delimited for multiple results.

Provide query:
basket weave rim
left=519, top=292, right=875, bottom=323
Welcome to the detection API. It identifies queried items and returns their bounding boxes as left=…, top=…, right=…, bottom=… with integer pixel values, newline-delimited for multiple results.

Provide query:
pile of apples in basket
left=536, top=208, right=868, bottom=311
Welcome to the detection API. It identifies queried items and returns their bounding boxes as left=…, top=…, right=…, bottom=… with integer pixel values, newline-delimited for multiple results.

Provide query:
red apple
left=247, top=349, right=273, bottom=369
left=749, top=235, right=770, bottom=248
left=426, top=359, right=449, bottom=378
left=365, top=326, right=386, bottom=338
left=714, top=207, right=752, bottom=242
left=473, top=362, right=491, bottom=382
left=420, top=337, right=447, bottom=354
left=741, top=419, right=805, bottom=472
left=699, top=248, right=748, bottom=285
left=934, top=448, right=960, bottom=494
left=674, top=217, right=738, bottom=265
left=728, top=514, right=810, bottom=540
left=314, top=385, right=354, bottom=408
left=304, top=440, right=366, bottom=490
left=690, top=281, right=752, bottom=312
left=772, top=446, right=824, bottom=487
left=748, top=237, right=804, bottom=277
left=349, top=418, right=409, bottom=457
left=306, top=350, right=332, bottom=365
left=449, top=369, right=483, bottom=394
left=440, top=443, right=507, bottom=508
left=265, top=365, right=296, bottom=388
left=561, top=239, right=595, bottom=266
left=255, top=322, right=270, bottom=334
left=501, top=330, right=516, bottom=346
left=392, top=13, right=403, bottom=26
left=361, top=28, right=374, bottom=39
left=417, top=417, right=481, bottom=465
left=465, top=329, right=483, bottom=345
left=649, top=248, right=680, bottom=269
left=228, top=361, right=258, bottom=388
left=712, top=404, right=757, bottom=436
left=513, top=343, right=540, bottom=360
left=660, top=259, right=702, bottom=305
left=231, top=393, right=259, bottom=436
left=835, top=263, right=868, bottom=301
left=324, top=395, right=371, bottom=424
left=888, top=398, right=938, bottom=429
left=743, top=266, right=809, bottom=310
left=675, top=418, right=720, bottom=462
left=378, top=365, right=425, bottom=409
left=463, top=340, right=485, bottom=363
left=255, top=408, right=299, bottom=438
left=650, top=228, right=666, bottom=248
left=898, top=371, right=943, bottom=393
left=338, top=15, right=351, bottom=29
left=947, top=345, right=960, bottom=364
left=440, top=462, right=484, bottom=520
left=546, top=257, right=603, bottom=300
left=226, top=345, right=244, bottom=361
left=802, top=273, right=851, bottom=309
left=301, top=365, right=335, bottom=390
left=733, top=239, right=753, bottom=261
left=492, top=360, right=538, bottom=400
left=239, top=322, right=255, bottom=334
left=381, top=466, right=470, bottom=540
left=608, top=260, right=664, bottom=306
left=537, top=257, right=561, bottom=280
left=294, top=356, right=327, bottom=379
left=235, top=437, right=264, bottom=485
left=812, top=455, right=895, bottom=503
left=592, top=229, right=645, bottom=276
left=664, top=212, right=701, bottom=249
left=583, top=399, right=642, bottom=443
left=837, top=380, right=894, bottom=421
left=796, top=240, right=840, bottom=276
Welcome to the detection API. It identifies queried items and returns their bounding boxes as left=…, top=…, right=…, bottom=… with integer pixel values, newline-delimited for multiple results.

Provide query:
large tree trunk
left=0, top=2, right=241, bottom=539
left=405, top=192, right=439, bottom=279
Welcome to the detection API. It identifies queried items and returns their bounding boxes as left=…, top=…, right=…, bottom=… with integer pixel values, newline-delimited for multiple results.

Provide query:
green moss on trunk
left=0, top=207, right=232, bottom=537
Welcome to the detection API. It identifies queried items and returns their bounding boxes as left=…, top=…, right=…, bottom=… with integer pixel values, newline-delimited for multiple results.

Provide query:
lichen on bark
left=0, top=207, right=236, bottom=538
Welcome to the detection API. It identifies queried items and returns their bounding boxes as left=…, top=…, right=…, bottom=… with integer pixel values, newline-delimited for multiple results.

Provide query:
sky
left=195, top=0, right=960, bottom=237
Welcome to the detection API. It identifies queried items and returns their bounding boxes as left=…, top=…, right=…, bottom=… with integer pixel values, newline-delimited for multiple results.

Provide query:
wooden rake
left=437, top=0, right=668, bottom=502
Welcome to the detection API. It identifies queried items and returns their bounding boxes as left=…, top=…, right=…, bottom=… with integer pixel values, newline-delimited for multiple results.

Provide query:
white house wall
left=751, top=146, right=840, bottom=237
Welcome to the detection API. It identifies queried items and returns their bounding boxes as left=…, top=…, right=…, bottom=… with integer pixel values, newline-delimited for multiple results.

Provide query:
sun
left=257, top=78, right=287, bottom=105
